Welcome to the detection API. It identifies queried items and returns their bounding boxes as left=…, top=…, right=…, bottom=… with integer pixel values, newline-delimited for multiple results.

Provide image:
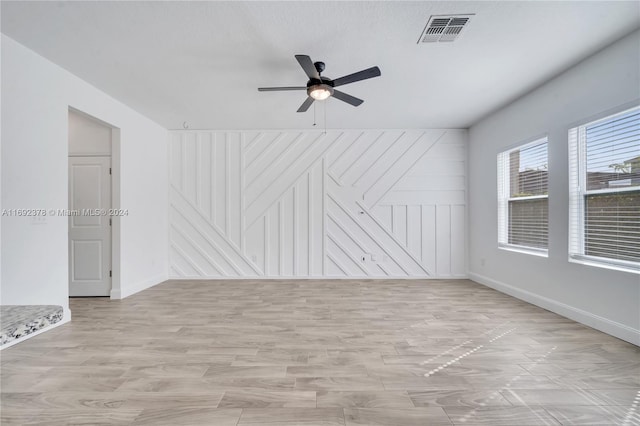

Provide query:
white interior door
left=69, top=156, right=111, bottom=296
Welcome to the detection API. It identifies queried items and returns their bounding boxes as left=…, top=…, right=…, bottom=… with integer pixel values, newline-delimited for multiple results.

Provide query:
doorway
left=68, top=109, right=114, bottom=296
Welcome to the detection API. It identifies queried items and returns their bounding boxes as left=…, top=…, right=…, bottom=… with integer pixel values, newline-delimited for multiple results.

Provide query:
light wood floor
left=1, top=279, right=639, bottom=425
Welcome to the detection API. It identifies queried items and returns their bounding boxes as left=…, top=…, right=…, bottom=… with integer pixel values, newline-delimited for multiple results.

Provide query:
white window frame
left=568, top=105, right=640, bottom=274
left=497, top=137, right=549, bottom=257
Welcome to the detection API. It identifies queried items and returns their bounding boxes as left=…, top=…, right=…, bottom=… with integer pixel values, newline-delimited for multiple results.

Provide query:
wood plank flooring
left=1, top=279, right=639, bottom=425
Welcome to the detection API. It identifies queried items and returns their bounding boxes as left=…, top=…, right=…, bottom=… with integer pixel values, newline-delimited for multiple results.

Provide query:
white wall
left=169, top=129, right=467, bottom=278
left=68, top=109, right=112, bottom=156
left=1, top=35, right=169, bottom=315
left=468, top=30, right=640, bottom=345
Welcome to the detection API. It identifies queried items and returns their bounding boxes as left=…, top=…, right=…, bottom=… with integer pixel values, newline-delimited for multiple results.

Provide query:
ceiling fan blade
left=295, top=55, right=320, bottom=80
left=332, top=90, right=364, bottom=107
left=258, top=86, right=307, bottom=91
left=297, top=96, right=315, bottom=113
left=332, top=66, right=381, bottom=87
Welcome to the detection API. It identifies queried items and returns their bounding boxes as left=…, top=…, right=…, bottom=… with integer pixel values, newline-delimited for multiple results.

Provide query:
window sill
left=499, top=244, right=548, bottom=258
left=569, top=255, right=640, bottom=275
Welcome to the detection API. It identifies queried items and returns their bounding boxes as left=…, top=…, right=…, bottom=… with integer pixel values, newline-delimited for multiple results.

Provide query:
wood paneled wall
left=169, top=129, right=467, bottom=278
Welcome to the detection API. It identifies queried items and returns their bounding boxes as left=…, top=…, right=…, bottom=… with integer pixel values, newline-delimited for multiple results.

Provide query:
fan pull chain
left=313, top=102, right=317, bottom=126
left=324, top=101, right=327, bottom=134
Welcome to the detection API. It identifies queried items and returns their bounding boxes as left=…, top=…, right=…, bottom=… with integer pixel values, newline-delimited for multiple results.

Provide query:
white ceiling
left=2, top=1, right=639, bottom=130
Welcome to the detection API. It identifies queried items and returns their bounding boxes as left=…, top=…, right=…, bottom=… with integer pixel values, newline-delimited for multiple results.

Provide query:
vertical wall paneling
left=451, top=205, right=466, bottom=276
left=436, top=205, right=452, bottom=276
left=308, top=166, right=314, bottom=276
left=225, top=133, right=231, bottom=239
left=240, top=132, right=246, bottom=252
left=169, top=129, right=467, bottom=278
left=421, top=205, right=437, bottom=274
left=322, top=157, right=327, bottom=276
left=214, top=134, right=226, bottom=232
left=214, top=133, right=218, bottom=223
left=262, top=216, right=268, bottom=275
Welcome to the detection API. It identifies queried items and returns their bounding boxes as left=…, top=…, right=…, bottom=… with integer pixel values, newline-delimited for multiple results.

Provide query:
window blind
left=569, top=106, right=640, bottom=272
left=498, top=138, right=549, bottom=253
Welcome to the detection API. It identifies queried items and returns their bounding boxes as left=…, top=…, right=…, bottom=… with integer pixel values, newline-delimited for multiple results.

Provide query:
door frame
left=67, top=107, right=121, bottom=299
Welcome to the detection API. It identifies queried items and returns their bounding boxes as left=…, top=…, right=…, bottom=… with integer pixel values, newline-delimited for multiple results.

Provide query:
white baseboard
left=111, top=273, right=168, bottom=299
left=0, top=307, right=72, bottom=350
left=113, top=274, right=465, bottom=299
left=468, top=272, right=640, bottom=347
left=167, top=275, right=468, bottom=280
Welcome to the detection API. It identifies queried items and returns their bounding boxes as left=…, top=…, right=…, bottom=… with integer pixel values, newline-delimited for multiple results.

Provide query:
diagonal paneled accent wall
left=169, top=129, right=467, bottom=278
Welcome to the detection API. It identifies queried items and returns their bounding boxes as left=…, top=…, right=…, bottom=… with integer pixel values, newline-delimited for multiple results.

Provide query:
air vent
left=418, top=14, right=473, bottom=43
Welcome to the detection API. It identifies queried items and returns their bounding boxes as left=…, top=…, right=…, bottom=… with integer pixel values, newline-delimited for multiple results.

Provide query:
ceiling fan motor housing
left=306, top=76, right=334, bottom=88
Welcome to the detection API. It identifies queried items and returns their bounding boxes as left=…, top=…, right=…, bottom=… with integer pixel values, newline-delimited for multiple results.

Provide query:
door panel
left=71, top=240, right=103, bottom=280
left=69, top=157, right=111, bottom=296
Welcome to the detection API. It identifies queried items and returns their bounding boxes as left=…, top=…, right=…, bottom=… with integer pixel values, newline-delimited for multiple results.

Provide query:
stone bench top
left=1, top=305, right=64, bottom=346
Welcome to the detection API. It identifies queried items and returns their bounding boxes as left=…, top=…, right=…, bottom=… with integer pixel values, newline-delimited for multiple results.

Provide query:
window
left=498, top=137, right=549, bottom=255
left=569, top=106, right=640, bottom=273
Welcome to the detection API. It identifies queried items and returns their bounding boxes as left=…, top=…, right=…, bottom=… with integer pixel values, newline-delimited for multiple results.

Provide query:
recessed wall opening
left=67, top=108, right=121, bottom=298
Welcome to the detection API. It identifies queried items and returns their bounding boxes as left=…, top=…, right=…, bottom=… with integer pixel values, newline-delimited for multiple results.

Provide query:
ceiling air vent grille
left=418, top=15, right=473, bottom=43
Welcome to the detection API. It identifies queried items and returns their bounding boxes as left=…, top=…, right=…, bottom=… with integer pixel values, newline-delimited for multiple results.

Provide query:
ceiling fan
left=258, top=55, right=381, bottom=112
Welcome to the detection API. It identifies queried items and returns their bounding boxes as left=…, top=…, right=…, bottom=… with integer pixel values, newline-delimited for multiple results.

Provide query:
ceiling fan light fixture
left=308, top=84, right=333, bottom=101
